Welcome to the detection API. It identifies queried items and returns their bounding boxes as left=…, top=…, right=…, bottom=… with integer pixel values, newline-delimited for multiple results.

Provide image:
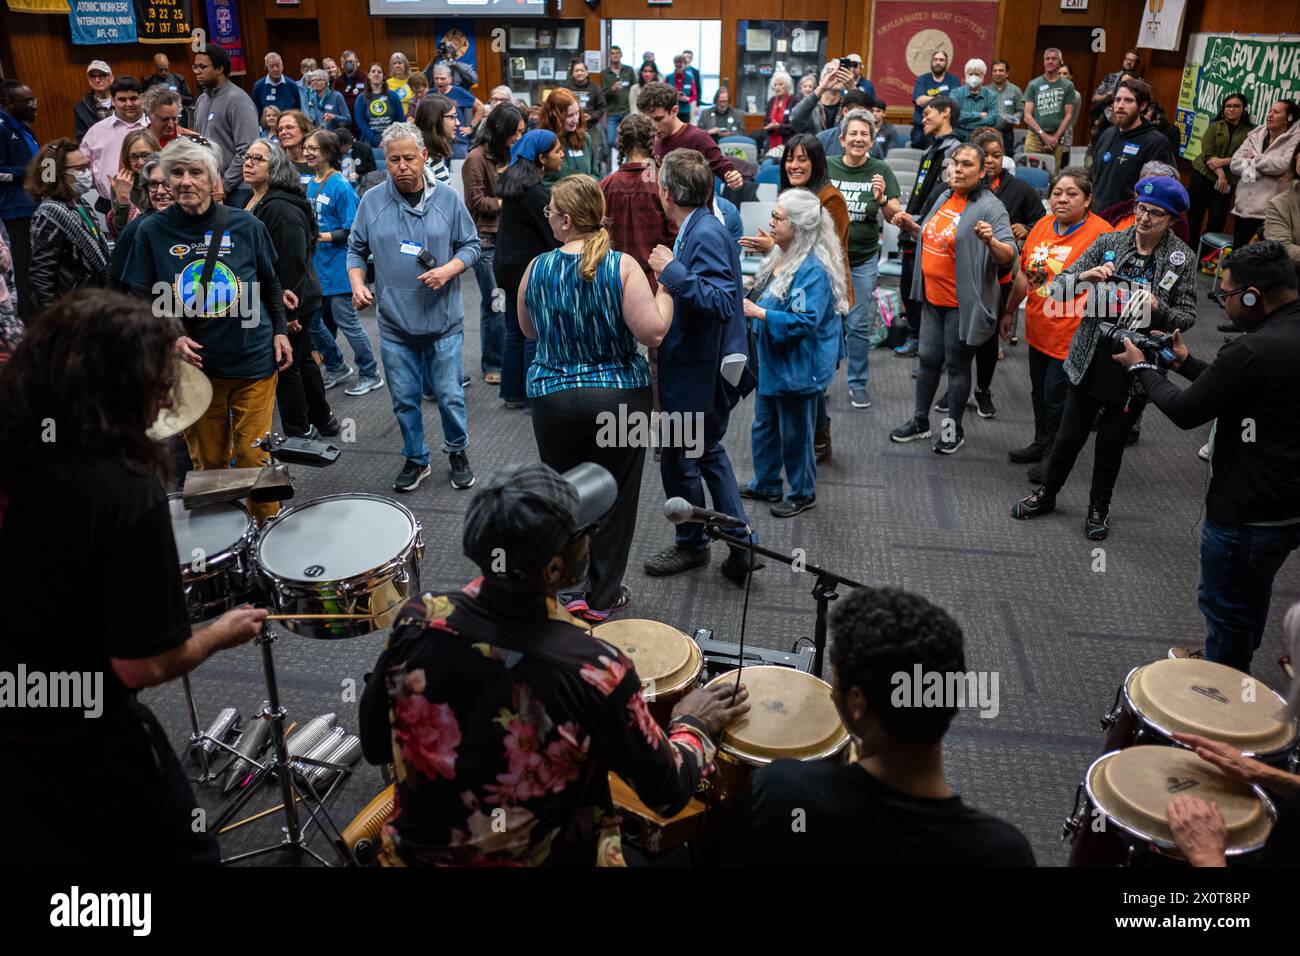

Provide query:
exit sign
left=1061, top=0, right=1088, bottom=8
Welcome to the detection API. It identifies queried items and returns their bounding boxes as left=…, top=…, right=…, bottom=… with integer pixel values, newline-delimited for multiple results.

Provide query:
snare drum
left=168, top=494, right=256, bottom=622
left=1065, top=745, right=1277, bottom=866
left=255, top=494, right=424, bottom=639
left=591, top=619, right=703, bottom=726
left=1102, top=658, right=1299, bottom=767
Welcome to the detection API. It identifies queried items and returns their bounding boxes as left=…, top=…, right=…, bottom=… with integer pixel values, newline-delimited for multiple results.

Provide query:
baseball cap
left=87, top=60, right=112, bottom=76
left=462, top=462, right=615, bottom=579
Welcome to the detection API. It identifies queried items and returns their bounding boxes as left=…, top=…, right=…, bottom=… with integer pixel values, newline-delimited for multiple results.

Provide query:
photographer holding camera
left=422, top=40, right=478, bottom=91
left=1012, top=176, right=1196, bottom=540
left=1113, top=241, right=1300, bottom=672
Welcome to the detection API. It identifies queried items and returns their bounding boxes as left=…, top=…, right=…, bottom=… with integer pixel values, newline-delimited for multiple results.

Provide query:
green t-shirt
left=1025, top=75, right=1077, bottom=135
left=827, top=156, right=900, bottom=265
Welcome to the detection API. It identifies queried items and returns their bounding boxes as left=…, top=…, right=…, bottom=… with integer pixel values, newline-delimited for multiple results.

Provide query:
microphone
left=663, top=497, right=748, bottom=530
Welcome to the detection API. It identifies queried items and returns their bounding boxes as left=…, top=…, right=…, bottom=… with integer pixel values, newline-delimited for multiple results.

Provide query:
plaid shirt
left=600, top=162, right=676, bottom=291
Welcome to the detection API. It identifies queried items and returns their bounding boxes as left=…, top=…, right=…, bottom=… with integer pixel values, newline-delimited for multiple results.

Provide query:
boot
left=814, top=417, right=831, bottom=463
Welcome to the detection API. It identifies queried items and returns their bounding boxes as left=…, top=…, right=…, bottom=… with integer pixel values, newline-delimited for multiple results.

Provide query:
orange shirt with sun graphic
left=1021, top=212, right=1114, bottom=359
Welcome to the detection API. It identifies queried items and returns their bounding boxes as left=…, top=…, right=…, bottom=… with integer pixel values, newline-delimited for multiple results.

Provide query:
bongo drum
left=704, top=666, right=849, bottom=806
left=1065, top=745, right=1276, bottom=867
left=591, top=619, right=703, bottom=727
left=1101, top=658, right=1299, bottom=767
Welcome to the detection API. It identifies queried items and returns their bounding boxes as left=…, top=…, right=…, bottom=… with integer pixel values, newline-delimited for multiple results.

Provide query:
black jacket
left=1135, top=298, right=1300, bottom=524
left=901, top=131, right=962, bottom=247
left=494, top=179, right=559, bottom=300
left=250, top=187, right=322, bottom=320
left=1089, top=120, right=1175, bottom=214
left=74, top=92, right=112, bottom=141
left=992, top=172, right=1045, bottom=232
left=28, top=198, right=107, bottom=310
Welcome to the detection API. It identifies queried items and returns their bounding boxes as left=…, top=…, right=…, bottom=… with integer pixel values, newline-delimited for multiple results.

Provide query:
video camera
left=1098, top=322, right=1179, bottom=369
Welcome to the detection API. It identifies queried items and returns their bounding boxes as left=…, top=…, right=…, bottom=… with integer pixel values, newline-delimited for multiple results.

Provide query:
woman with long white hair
left=741, top=188, right=848, bottom=516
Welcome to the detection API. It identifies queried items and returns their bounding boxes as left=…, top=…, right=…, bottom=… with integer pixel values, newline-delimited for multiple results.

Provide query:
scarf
left=509, top=129, right=558, bottom=167
left=38, top=199, right=108, bottom=275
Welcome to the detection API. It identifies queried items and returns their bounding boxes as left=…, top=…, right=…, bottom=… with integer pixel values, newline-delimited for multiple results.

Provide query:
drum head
left=258, top=495, right=416, bottom=582
left=1088, top=746, right=1274, bottom=854
left=1128, top=658, right=1298, bottom=754
left=705, top=666, right=848, bottom=764
left=168, top=496, right=250, bottom=566
left=592, top=619, right=700, bottom=695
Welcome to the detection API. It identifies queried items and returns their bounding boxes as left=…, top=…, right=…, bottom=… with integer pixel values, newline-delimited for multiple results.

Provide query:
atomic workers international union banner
left=205, top=0, right=246, bottom=75
left=869, top=0, right=999, bottom=117
left=69, top=0, right=137, bottom=44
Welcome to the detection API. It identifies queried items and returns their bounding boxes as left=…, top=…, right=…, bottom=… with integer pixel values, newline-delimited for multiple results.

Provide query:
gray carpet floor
left=146, top=267, right=1300, bottom=866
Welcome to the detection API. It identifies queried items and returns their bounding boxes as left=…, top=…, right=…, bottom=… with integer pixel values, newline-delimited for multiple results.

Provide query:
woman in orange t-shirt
left=890, top=142, right=1018, bottom=454
left=1000, top=167, right=1113, bottom=480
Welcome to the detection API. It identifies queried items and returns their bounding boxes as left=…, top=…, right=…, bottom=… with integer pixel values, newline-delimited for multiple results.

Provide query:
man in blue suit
left=647, top=148, right=759, bottom=587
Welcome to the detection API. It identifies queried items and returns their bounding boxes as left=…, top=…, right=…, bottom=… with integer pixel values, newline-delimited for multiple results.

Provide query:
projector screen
left=368, top=0, right=547, bottom=16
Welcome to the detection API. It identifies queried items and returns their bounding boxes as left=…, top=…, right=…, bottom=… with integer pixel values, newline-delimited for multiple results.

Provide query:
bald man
left=142, top=53, right=194, bottom=126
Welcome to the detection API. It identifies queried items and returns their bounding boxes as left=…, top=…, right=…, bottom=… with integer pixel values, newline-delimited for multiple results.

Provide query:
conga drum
left=1065, top=745, right=1277, bottom=866
left=697, top=666, right=849, bottom=855
left=1101, top=658, right=1299, bottom=767
left=591, top=619, right=703, bottom=727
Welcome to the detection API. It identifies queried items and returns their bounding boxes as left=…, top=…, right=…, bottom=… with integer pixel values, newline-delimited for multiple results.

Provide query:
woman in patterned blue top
left=741, top=188, right=849, bottom=517
left=517, top=174, right=674, bottom=622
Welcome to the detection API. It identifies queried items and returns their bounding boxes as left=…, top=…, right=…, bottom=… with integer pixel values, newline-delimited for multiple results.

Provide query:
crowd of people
left=1, top=35, right=1299, bottom=871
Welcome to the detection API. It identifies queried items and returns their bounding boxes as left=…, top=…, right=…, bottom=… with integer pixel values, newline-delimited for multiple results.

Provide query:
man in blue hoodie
left=0, top=80, right=38, bottom=323
left=348, top=122, right=481, bottom=494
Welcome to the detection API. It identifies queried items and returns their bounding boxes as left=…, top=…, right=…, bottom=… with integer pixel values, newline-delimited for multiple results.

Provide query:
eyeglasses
left=1132, top=203, right=1169, bottom=221
left=1207, top=287, right=1250, bottom=309
left=444, top=112, right=458, bottom=120
left=770, top=212, right=789, bottom=223
left=146, top=180, right=169, bottom=192
left=129, top=151, right=153, bottom=162
left=64, top=161, right=90, bottom=171
left=243, top=155, right=268, bottom=166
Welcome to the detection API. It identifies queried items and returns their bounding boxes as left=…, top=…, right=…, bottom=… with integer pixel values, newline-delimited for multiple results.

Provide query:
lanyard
left=76, top=205, right=100, bottom=241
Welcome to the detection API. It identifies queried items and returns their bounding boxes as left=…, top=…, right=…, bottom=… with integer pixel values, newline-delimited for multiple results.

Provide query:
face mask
left=967, top=75, right=983, bottom=89
left=71, top=169, right=94, bottom=196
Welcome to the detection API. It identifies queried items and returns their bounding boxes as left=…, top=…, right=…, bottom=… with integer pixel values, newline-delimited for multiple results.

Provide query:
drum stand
left=219, top=623, right=355, bottom=866
left=182, top=673, right=248, bottom=785
left=702, top=524, right=865, bottom=677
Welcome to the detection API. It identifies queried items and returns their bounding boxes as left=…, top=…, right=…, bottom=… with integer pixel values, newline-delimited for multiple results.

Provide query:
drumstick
left=219, top=795, right=304, bottom=834
left=266, top=613, right=374, bottom=621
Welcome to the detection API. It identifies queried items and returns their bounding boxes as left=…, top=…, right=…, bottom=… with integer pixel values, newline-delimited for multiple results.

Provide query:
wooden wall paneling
left=264, top=0, right=319, bottom=17
left=1037, top=0, right=1105, bottom=28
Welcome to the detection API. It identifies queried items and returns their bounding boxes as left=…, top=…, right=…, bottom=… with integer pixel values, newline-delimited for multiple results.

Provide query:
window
left=608, top=20, right=723, bottom=103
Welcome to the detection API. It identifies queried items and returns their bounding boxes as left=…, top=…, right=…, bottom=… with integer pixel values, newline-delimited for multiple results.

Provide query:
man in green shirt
left=1023, top=47, right=1076, bottom=170
left=602, top=46, right=637, bottom=157
left=827, top=109, right=901, bottom=409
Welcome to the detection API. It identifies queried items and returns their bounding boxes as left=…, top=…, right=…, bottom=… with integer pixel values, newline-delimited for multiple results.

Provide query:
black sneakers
left=933, top=427, right=965, bottom=455
left=890, top=418, right=932, bottom=443
left=973, top=389, right=997, bottom=419
left=720, top=552, right=765, bottom=587
left=644, top=545, right=709, bottom=577
left=1012, top=486, right=1057, bottom=519
left=770, top=497, right=815, bottom=517
left=1008, top=443, right=1043, bottom=464
left=394, top=459, right=432, bottom=492
left=449, top=450, right=475, bottom=489
left=740, top=486, right=783, bottom=502
left=1085, top=500, right=1110, bottom=540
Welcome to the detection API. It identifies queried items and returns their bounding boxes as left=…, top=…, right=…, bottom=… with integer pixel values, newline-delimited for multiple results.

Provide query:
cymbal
left=147, top=360, right=212, bottom=441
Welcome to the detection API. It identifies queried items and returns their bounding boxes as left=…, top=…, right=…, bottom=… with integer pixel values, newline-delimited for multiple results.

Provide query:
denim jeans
left=312, top=296, right=379, bottom=378
left=379, top=332, right=468, bottom=465
left=749, top=392, right=818, bottom=502
left=472, top=246, right=503, bottom=373
left=606, top=114, right=626, bottom=156
left=1198, top=517, right=1300, bottom=673
left=499, top=295, right=536, bottom=405
left=844, top=258, right=879, bottom=389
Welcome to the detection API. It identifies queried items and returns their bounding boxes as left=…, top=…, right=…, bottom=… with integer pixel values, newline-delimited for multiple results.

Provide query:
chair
left=1018, top=152, right=1055, bottom=176
left=1068, top=146, right=1088, bottom=169
left=885, top=155, right=919, bottom=175
left=719, top=134, right=758, bottom=146
left=755, top=182, right=778, bottom=202
left=1014, top=165, right=1050, bottom=198
left=878, top=221, right=903, bottom=279
left=449, top=158, right=466, bottom=199
left=755, top=163, right=781, bottom=185
left=1197, top=232, right=1233, bottom=293
left=739, top=200, right=775, bottom=238
left=893, top=173, right=916, bottom=197
left=719, top=140, right=758, bottom=165
left=889, top=147, right=924, bottom=163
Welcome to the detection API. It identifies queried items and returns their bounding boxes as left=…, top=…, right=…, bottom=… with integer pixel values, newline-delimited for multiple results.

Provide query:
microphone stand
left=701, top=523, right=865, bottom=678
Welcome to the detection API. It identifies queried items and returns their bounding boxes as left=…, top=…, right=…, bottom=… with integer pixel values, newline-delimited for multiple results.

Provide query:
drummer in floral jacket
left=359, top=462, right=748, bottom=866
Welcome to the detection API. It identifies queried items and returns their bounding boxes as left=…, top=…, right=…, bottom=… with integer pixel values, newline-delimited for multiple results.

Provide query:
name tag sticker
left=1159, top=270, right=1179, bottom=291
left=400, top=241, right=422, bottom=256
left=317, top=194, right=331, bottom=206
left=1122, top=143, right=1141, bottom=156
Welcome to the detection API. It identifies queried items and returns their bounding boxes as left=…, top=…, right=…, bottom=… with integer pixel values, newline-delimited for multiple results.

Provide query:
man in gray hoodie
left=349, top=122, right=482, bottom=494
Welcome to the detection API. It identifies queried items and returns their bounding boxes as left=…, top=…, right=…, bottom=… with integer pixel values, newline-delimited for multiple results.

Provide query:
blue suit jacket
left=656, top=209, right=754, bottom=415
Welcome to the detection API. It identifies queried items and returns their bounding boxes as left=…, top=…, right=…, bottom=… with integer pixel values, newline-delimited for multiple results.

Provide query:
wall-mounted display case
left=735, top=19, right=828, bottom=115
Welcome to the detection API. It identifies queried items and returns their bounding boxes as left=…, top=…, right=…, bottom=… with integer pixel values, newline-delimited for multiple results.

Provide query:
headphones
left=1243, top=289, right=1258, bottom=307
